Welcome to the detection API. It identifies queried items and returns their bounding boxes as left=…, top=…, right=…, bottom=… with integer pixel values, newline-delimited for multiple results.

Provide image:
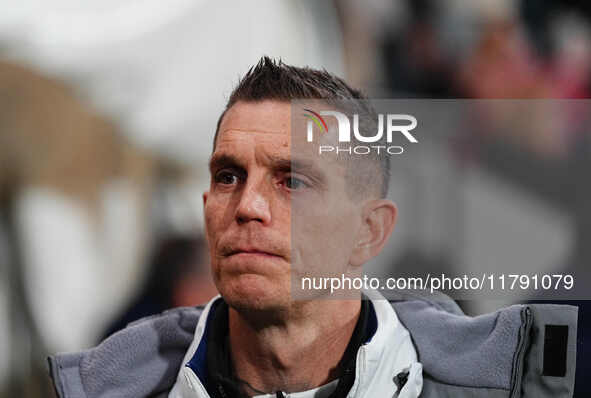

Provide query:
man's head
left=213, top=57, right=390, bottom=198
left=203, top=57, right=397, bottom=312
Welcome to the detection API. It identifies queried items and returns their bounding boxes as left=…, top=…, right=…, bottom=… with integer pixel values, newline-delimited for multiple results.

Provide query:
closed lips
left=229, top=248, right=280, bottom=257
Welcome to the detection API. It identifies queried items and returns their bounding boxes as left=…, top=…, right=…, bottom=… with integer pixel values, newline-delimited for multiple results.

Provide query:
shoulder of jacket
left=389, top=294, right=578, bottom=398
left=48, top=305, right=205, bottom=398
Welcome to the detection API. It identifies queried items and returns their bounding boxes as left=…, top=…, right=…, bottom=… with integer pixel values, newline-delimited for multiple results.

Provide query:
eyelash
left=213, top=170, right=310, bottom=191
left=214, top=170, right=243, bottom=185
left=282, top=175, right=310, bottom=190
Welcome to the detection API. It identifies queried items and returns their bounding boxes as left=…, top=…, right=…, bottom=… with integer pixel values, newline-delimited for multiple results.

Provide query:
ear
left=349, top=199, right=397, bottom=267
left=203, top=191, right=209, bottom=206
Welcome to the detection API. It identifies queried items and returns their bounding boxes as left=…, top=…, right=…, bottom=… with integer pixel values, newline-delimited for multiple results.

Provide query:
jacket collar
left=171, top=292, right=422, bottom=397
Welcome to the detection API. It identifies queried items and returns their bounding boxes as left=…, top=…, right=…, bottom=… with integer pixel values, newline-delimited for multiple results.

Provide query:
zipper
left=216, top=384, right=228, bottom=398
left=509, top=307, right=532, bottom=398
left=394, top=370, right=409, bottom=392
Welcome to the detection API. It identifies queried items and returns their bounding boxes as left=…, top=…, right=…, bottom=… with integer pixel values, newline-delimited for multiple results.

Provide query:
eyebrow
left=209, top=154, right=243, bottom=174
left=270, top=155, right=328, bottom=186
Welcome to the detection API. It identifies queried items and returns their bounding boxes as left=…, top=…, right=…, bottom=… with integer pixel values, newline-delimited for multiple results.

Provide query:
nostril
left=235, top=191, right=271, bottom=224
left=236, top=215, right=263, bottom=224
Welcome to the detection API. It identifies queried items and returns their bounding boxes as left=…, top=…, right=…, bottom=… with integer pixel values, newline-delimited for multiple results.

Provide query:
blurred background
left=0, top=0, right=590, bottom=396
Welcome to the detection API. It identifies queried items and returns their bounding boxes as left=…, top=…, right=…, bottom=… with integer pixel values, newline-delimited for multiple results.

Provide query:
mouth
left=227, top=248, right=282, bottom=258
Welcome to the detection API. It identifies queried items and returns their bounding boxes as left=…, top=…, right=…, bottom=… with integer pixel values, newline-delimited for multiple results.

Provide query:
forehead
left=216, top=100, right=290, bottom=147
left=213, top=102, right=292, bottom=169
left=215, top=100, right=343, bottom=151
left=213, top=100, right=345, bottom=178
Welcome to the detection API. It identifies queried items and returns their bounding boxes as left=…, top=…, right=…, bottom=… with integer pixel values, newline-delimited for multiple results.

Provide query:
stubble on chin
left=219, top=276, right=295, bottom=323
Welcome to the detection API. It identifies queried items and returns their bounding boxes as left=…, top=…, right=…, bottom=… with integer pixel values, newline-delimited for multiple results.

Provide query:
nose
left=235, top=176, right=271, bottom=225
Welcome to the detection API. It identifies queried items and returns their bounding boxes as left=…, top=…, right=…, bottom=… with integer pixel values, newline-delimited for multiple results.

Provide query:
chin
left=219, top=273, right=290, bottom=313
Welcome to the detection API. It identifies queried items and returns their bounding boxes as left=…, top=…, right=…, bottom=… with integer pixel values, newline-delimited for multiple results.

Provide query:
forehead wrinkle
left=211, top=130, right=290, bottom=172
left=215, top=128, right=290, bottom=152
left=254, top=143, right=290, bottom=169
left=218, top=127, right=288, bottom=137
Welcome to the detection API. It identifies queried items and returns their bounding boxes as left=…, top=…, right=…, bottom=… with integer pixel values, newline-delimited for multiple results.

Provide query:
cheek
left=204, top=199, right=226, bottom=263
left=292, top=203, right=360, bottom=275
left=204, top=193, right=231, bottom=235
left=204, top=204, right=215, bottom=246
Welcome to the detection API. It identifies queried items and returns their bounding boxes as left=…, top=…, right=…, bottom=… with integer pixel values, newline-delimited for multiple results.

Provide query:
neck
left=228, top=299, right=361, bottom=394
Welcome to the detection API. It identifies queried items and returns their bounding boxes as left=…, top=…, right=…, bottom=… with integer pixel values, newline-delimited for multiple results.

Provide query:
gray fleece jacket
left=48, top=292, right=578, bottom=397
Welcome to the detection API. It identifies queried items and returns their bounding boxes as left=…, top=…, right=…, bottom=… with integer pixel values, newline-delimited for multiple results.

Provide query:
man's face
left=204, top=100, right=363, bottom=311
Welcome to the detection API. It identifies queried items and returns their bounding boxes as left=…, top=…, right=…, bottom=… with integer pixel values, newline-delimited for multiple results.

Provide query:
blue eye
left=285, top=176, right=307, bottom=190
